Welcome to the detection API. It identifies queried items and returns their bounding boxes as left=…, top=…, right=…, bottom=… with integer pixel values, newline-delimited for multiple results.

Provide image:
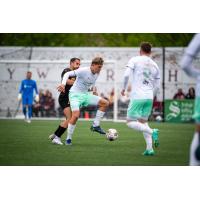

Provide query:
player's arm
left=66, top=77, right=75, bottom=85
left=18, top=81, right=24, bottom=101
left=34, top=81, right=39, bottom=102
left=153, top=67, right=161, bottom=97
left=181, top=33, right=200, bottom=78
left=57, top=70, right=79, bottom=92
left=121, top=67, right=131, bottom=96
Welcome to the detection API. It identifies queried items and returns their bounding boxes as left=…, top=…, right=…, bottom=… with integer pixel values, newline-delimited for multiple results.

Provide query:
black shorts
left=58, top=94, right=70, bottom=110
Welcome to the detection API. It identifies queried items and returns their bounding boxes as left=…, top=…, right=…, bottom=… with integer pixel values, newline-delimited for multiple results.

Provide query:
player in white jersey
left=57, top=57, right=109, bottom=145
left=180, top=33, right=200, bottom=166
left=121, top=42, right=160, bottom=156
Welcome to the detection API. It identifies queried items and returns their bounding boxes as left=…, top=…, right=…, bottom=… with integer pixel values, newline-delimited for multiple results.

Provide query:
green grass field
left=0, top=119, right=194, bottom=166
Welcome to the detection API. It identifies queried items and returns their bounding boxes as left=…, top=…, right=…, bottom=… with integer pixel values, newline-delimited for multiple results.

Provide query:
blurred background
left=0, top=33, right=198, bottom=122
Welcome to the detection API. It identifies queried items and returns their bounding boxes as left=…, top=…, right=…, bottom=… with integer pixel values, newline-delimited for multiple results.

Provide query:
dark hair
left=140, top=42, right=152, bottom=54
left=70, top=57, right=80, bottom=64
left=91, top=57, right=104, bottom=65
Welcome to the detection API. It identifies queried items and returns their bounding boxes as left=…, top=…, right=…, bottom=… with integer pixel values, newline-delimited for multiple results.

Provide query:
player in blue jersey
left=18, top=71, right=39, bottom=123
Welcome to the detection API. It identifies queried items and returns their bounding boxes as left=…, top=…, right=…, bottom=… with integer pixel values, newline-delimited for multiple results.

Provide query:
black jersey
left=59, top=67, right=76, bottom=97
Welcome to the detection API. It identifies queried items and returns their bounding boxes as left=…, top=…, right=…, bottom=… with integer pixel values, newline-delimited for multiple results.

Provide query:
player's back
left=128, top=55, right=160, bottom=100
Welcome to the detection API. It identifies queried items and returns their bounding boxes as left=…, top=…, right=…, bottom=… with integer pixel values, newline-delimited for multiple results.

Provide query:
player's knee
left=72, top=111, right=80, bottom=120
left=100, top=99, right=109, bottom=108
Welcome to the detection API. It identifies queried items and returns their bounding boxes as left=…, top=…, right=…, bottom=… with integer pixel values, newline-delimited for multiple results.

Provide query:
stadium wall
left=0, top=47, right=197, bottom=118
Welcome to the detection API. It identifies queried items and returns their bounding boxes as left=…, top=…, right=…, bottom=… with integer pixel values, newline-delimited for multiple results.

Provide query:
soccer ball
left=155, top=115, right=163, bottom=122
left=106, top=128, right=119, bottom=141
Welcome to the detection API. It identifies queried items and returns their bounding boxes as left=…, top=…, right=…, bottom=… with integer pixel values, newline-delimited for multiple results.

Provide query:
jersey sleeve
left=34, top=81, right=38, bottom=94
left=61, top=68, right=85, bottom=85
left=126, top=57, right=135, bottom=70
left=153, top=65, right=161, bottom=96
left=19, top=80, right=24, bottom=93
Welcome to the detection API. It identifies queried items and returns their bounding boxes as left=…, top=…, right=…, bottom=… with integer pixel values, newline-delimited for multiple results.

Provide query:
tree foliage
left=0, top=33, right=194, bottom=47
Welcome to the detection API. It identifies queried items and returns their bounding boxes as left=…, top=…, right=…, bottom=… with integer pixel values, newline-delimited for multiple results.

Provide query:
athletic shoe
left=49, top=134, right=56, bottom=140
left=152, top=129, right=159, bottom=148
left=65, top=139, right=72, bottom=145
left=26, top=119, right=31, bottom=123
left=142, top=149, right=155, bottom=156
left=90, top=126, right=106, bottom=134
left=52, top=137, right=63, bottom=145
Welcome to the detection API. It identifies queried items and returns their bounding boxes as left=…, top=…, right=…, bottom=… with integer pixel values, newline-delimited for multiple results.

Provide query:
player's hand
left=121, top=89, right=125, bottom=96
left=35, top=94, right=39, bottom=102
left=17, top=93, right=22, bottom=101
left=66, top=78, right=75, bottom=85
left=57, top=84, right=65, bottom=93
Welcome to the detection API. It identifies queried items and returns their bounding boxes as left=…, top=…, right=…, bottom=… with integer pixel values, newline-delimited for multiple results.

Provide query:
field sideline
left=0, top=119, right=194, bottom=166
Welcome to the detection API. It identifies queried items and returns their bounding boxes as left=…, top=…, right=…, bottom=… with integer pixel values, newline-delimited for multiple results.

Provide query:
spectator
left=44, top=90, right=55, bottom=117
left=185, top=87, right=195, bottom=99
left=173, top=88, right=185, bottom=99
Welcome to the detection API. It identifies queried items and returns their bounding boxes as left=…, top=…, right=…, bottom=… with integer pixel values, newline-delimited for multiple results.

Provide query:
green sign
left=164, top=100, right=194, bottom=122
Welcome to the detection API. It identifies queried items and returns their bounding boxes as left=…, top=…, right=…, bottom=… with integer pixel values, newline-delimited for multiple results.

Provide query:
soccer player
left=57, top=57, right=109, bottom=145
left=49, top=58, right=81, bottom=145
left=180, top=33, right=200, bottom=166
left=121, top=42, right=160, bottom=156
left=18, top=71, right=39, bottom=123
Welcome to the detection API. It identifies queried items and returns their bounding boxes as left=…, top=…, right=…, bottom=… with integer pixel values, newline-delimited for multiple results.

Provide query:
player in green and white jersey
left=121, top=42, right=161, bottom=156
left=181, top=33, right=200, bottom=165
left=57, top=57, right=109, bottom=145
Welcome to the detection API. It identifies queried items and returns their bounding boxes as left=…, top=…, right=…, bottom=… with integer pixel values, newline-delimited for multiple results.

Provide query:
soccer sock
left=143, top=132, right=153, bottom=150
left=28, top=106, right=32, bottom=119
left=93, top=110, right=105, bottom=127
left=23, top=106, right=27, bottom=118
left=66, top=123, right=76, bottom=140
left=54, top=125, right=66, bottom=138
left=127, top=121, right=153, bottom=135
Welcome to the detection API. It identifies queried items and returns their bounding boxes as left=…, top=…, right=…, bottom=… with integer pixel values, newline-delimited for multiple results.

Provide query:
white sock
left=189, top=132, right=200, bottom=166
left=143, top=132, right=153, bottom=150
left=93, top=110, right=105, bottom=127
left=66, top=124, right=76, bottom=140
left=127, top=121, right=153, bottom=135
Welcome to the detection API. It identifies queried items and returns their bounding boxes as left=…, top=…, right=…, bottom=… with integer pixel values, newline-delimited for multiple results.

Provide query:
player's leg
left=65, top=92, right=81, bottom=145
left=65, top=110, right=80, bottom=145
left=22, top=97, right=27, bottom=120
left=190, top=98, right=200, bottom=165
left=26, top=96, right=33, bottom=123
left=89, top=94, right=109, bottom=134
left=50, top=96, right=71, bottom=144
left=126, top=99, right=159, bottom=155
left=52, top=107, right=72, bottom=145
left=27, top=105, right=32, bottom=123
left=126, top=99, right=153, bottom=134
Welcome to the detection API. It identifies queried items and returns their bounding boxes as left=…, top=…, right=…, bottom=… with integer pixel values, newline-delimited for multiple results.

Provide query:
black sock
left=54, top=125, right=66, bottom=137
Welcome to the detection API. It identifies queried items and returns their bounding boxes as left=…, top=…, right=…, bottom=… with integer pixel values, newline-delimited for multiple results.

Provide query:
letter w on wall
left=37, top=68, right=50, bottom=79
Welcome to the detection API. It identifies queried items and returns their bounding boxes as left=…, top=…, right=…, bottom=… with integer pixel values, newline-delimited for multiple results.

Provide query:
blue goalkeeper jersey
left=19, top=79, right=38, bottom=99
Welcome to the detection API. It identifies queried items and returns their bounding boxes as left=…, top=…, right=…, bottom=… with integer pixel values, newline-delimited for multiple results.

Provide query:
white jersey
left=62, top=67, right=98, bottom=93
left=181, top=33, right=200, bottom=97
left=126, top=55, right=160, bottom=100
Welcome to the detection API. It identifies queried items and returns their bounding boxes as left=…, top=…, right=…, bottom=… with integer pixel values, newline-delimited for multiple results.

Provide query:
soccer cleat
left=90, top=125, right=106, bottom=134
left=152, top=129, right=159, bottom=148
left=49, top=134, right=56, bottom=140
left=26, top=119, right=31, bottom=123
left=52, top=137, right=63, bottom=145
left=65, top=139, right=72, bottom=145
left=142, top=149, right=155, bottom=156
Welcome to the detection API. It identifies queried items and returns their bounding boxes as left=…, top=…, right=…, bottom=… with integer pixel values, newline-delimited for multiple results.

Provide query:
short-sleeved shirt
left=126, top=55, right=160, bottom=100
left=69, top=67, right=99, bottom=93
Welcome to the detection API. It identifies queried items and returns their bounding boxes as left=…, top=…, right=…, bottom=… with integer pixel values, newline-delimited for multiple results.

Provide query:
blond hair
left=91, top=57, right=104, bottom=65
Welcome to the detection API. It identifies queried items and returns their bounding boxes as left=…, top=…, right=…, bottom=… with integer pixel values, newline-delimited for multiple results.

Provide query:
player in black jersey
left=49, top=58, right=80, bottom=145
